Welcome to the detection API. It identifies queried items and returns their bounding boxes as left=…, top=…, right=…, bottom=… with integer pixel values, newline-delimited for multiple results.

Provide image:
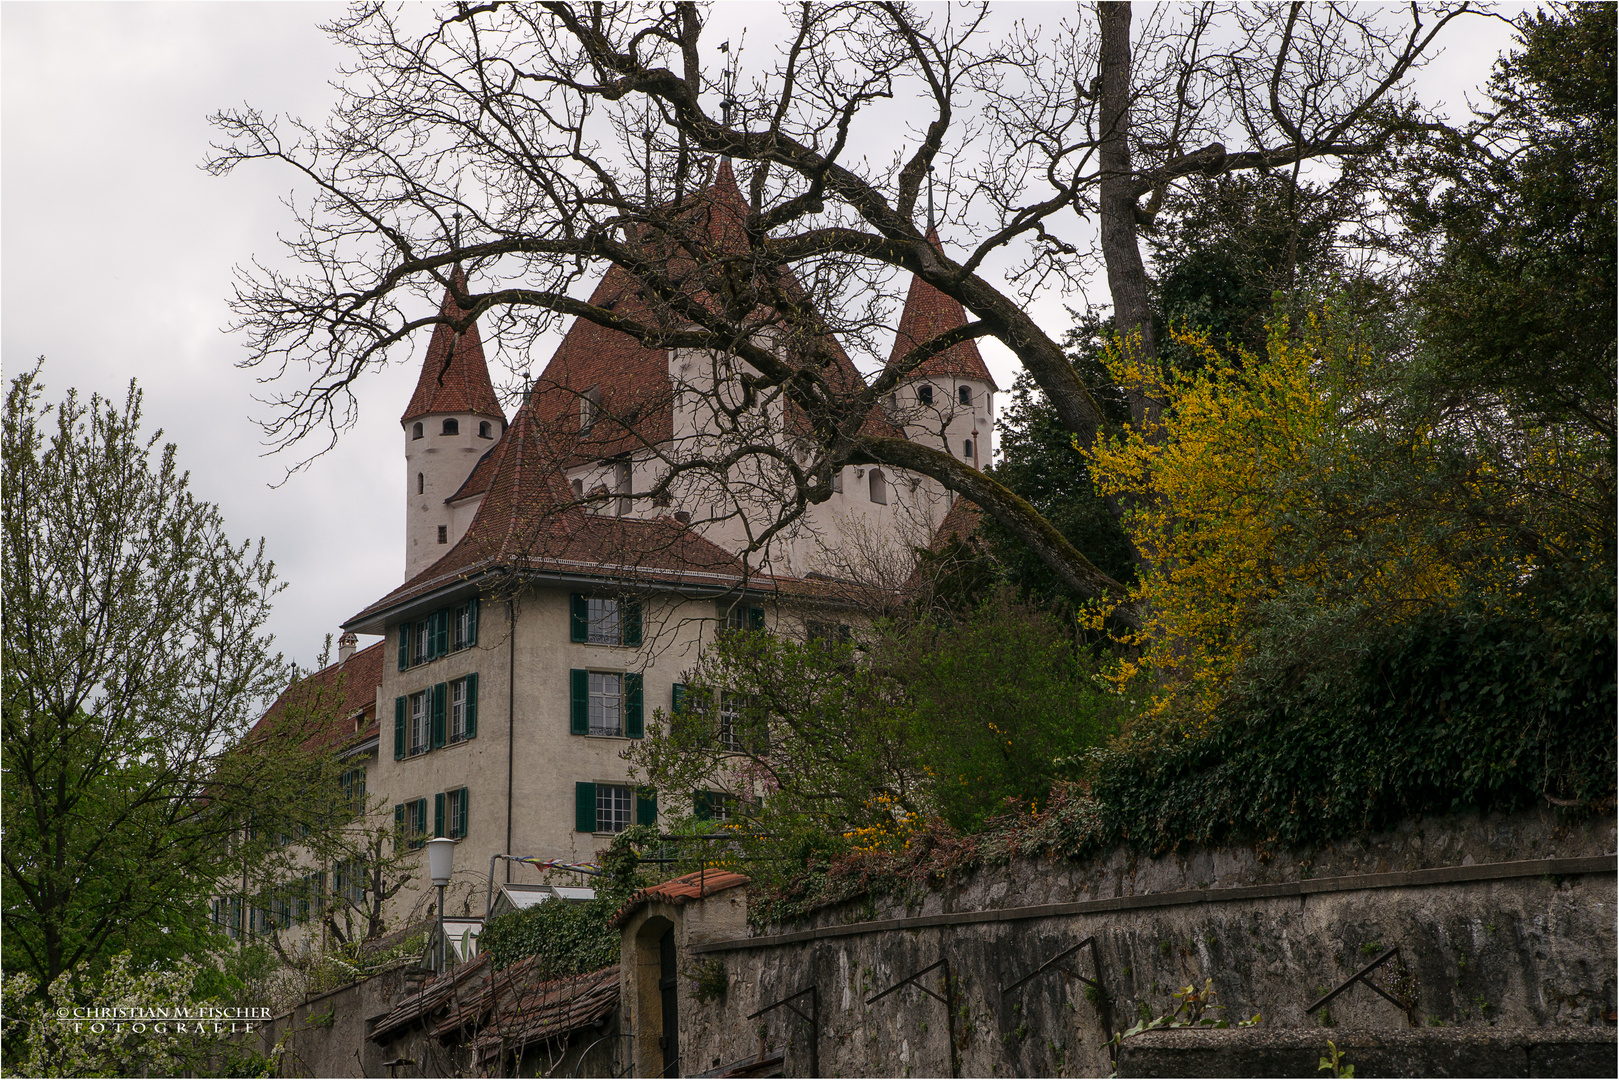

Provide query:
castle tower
left=887, top=229, right=999, bottom=470
left=402, top=269, right=507, bottom=580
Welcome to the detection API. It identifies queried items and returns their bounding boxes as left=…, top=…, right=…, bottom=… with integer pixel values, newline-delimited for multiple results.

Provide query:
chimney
left=338, top=631, right=358, bottom=664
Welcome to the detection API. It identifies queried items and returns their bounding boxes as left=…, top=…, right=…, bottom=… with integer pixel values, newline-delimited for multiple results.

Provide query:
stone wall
left=671, top=809, right=1615, bottom=1078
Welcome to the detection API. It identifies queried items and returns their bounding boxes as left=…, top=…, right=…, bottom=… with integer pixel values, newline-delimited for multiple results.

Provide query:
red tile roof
left=888, top=229, right=998, bottom=390
left=243, top=640, right=383, bottom=754
left=610, top=868, right=750, bottom=928
left=402, top=267, right=507, bottom=424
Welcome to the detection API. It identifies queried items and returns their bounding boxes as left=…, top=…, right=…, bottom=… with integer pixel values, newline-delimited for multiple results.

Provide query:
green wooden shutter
left=570, top=670, right=589, bottom=735
left=394, top=697, right=406, bottom=760
left=415, top=798, right=428, bottom=844
left=624, top=599, right=642, bottom=647
left=394, top=803, right=405, bottom=835
left=625, top=673, right=644, bottom=738
left=464, top=673, right=478, bottom=739
left=458, top=788, right=469, bottom=839
left=431, top=683, right=447, bottom=748
left=575, top=782, right=597, bottom=833
left=748, top=606, right=765, bottom=630
left=434, top=792, right=445, bottom=838
left=430, top=610, right=445, bottom=658
left=570, top=594, right=588, bottom=643
left=467, top=597, right=479, bottom=646
left=636, top=788, right=658, bottom=827
left=398, top=625, right=410, bottom=670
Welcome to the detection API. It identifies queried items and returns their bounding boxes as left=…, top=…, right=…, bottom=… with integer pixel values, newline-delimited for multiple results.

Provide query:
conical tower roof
left=887, top=229, right=998, bottom=390
left=402, top=268, right=507, bottom=423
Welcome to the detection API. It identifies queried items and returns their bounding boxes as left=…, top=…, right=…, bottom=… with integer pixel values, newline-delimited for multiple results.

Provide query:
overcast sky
left=2, top=2, right=1523, bottom=679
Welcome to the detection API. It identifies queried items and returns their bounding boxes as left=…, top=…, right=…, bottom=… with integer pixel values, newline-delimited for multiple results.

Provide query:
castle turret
left=402, top=269, right=507, bottom=579
left=887, top=229, right=998, bottom=470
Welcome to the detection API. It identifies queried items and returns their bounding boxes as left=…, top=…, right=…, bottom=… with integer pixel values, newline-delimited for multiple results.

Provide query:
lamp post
left=425, top=836, right=457, bottom=971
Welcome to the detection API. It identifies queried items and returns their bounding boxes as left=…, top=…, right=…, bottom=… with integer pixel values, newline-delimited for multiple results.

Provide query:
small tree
left=2, top=365, right=288, bottom=991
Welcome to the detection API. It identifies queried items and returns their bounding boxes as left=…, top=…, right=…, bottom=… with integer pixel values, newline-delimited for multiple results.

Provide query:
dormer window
left=917, top=384, right=933, bottom=406
left=959, top=385, right=972, bottom=406
left=478, top=420, right=493, bottom=439
left=442, top=418, right=459, bottom=436
left=581, top=386, right=601, bottom=434
left=412, top=422, right=424, bottom=440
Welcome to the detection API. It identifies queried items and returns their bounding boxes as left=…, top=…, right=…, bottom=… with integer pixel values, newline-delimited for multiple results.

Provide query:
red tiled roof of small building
left=610, top=868, right=750, bottom=928
left=243, top=640, right=384, bottom=754
left=402, top=267, right=507, bottom=424
left=887, top=230, right=999, bottom=390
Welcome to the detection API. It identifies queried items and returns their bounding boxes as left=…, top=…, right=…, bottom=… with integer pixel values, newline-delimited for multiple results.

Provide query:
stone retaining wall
left=669, top=809, right=1616, bottom=1078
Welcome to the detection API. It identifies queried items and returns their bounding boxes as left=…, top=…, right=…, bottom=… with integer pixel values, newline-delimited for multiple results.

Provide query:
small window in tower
left=478, top=421, right=492, bottom=439
left=959, top=385, right=972, bottom=406
left=917, top=384, right=933, bottom=406
left=442, top=418, right=459, bottom=436
left=964, top=439, right=974, bottom=459
left=869, top=468, right=888, bottom=505
left=581, top=386, right=601, bottom=434
left=412, top=422, right=424, bottom=440
left=437, top=525, right=448, bottom=544
left=417, top=473, right=425, bottom=496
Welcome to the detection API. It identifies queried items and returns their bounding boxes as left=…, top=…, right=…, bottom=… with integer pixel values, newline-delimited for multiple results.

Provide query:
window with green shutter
left=431, top=683, right=447, bottom=749
left=462, top=673, right=478, bottom=739
left=434, top=792, right=445, bottom=838
left=624, top=599, right=642, bottom=647
left=574, top=782, right=597, bottom=833
left=433, top=609, right=450, bottom=657
left=625, top=673, right=644, bottom=738
left=394, top=697, right=406, bottom=760
left=398, top=625, right=410, bottom=670
left=636, top=788, right=658, bottom=827
left=569, top=594, right=589, bottom=643
left=570, top=670, right=589, bottom=735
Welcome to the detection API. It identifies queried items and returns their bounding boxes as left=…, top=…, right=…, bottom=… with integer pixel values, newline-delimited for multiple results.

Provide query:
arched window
left=868, top=468, right=888, bottom=505
left=917, top=384, right=933, bottom=406
left=442, top=418, right=459, bottom=436
left=417, top=473, right=424, bottom=495
left=958, top=385, right=972, bottom=406
left=412, top=422, right=423, bottom=440
left=963, top=439, right=974, bottom=459
left=571, top=478, right=584, bottom=499
left=478, top=420, right=492, bottom=439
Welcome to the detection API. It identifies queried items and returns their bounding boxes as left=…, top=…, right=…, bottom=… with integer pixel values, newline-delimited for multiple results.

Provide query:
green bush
left=1086, top=569, right=1615, bottom=853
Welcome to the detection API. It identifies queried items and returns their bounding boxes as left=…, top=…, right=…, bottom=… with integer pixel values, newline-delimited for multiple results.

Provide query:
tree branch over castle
left=209, top=1, right=1476, bottom=612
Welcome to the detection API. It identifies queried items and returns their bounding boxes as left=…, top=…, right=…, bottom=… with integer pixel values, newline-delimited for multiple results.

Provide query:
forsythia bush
left=1083, top=313, right=1468, bottom=731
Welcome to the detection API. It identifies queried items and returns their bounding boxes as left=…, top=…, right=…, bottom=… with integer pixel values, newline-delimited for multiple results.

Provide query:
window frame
left=588, top=671, right=625, bottom=737
left=596, top=783, right=633, bottom=834
left=409, top=691, right=429, bottom=756
left=959, top=384, right=972, bottom=406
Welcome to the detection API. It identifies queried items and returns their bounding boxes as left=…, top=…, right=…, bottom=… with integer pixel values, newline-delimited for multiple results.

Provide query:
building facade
left=266, top=162, right=998, bottom=931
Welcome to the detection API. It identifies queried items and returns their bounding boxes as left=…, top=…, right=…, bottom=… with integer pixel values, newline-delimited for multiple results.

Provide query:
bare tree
left=209, top=1, right=1475, bottom=619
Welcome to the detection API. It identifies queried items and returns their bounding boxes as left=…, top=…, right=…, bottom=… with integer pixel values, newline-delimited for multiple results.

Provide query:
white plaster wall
left=403, top=411, right=504, bottom=579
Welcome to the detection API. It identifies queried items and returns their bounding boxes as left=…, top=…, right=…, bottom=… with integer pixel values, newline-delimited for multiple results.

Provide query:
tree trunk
left=1097, top=1, right=1161, bottom=429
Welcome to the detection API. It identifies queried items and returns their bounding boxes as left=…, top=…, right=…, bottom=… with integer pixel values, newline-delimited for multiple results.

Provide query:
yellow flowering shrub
left=1082, top=313, right=1467, bottom=731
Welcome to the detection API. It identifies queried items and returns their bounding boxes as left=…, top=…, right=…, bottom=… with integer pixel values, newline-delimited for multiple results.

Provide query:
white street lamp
left=425, top=836, right=457, bottom=971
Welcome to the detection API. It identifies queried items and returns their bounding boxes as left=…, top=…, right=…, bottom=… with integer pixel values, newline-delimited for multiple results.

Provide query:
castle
left=243, top=161, right=996, bottom=938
